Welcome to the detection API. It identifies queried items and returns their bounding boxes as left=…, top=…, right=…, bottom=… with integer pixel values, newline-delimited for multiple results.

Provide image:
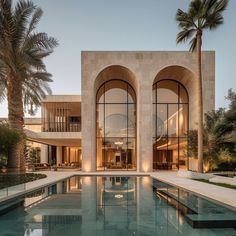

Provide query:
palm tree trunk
left=7, top=73, right=25, bottom=173
left=196, top=30, right=204, bottom=173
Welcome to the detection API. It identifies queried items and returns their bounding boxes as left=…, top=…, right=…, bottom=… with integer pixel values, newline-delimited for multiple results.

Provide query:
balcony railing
left=42, top=122, right=81, bottom=132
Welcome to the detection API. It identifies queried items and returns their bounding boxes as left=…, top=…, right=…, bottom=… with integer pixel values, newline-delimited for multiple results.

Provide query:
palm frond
left=0, top=0, right=15, bottom=51
left=23, top=77, right=52, bottom=115
left=214, top=0, right=229, bottom=13
left=176, top=28, right=195, bottom=44
left=23, top=32, right=58, bottom=51
left=0, top=0, right=58, bottom=116
left=19, top=51, right=46, bottom=71
left=189, top=0, right=203, bottom=14
left=0, top=60, right=6, bottom=103
left=189, top=37, right=197, bottom=52
left=28, top=71, right=53, bottom=82
left=203, top=0, right=229, bottom=29
left=13, top=0, right=35, bottom=50
left=205, top=12, right=224, bottom=29
left=176, top=9, right=196, bottom=29
left=26, top=7, right=42, bottom=35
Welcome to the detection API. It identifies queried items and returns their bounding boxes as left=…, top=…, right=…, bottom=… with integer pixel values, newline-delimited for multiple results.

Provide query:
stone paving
left=0, top=171, right=236, bottom=210
left=150, top=171, right=236, bottom=209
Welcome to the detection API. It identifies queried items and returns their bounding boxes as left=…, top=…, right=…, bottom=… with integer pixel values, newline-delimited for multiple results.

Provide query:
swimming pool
left=0, top=176, right=235, bottom=236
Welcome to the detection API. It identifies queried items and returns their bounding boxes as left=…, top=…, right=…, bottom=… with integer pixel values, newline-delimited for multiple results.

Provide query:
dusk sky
left=1, top=0, right=236, bottom=117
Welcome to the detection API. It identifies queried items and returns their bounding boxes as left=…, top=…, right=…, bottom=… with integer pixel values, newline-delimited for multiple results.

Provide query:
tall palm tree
left=176, top=0, right=228, bottom=172
left=0, top=0, right=58, bottom=172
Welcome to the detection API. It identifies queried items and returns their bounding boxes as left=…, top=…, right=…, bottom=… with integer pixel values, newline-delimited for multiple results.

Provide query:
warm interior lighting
left=179, top=112, right=183, bottom=127
left=142, top=176, right=150, bottom=186
left=142, top=162, right=149, bottom=172
left=83, top=162, right=91, bottom=172
left=83, top=177, right=92, bottom=186
left=114, top=141, right=123, bottom=146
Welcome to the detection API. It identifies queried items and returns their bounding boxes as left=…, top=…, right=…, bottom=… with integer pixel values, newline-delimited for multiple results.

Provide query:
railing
left=0, top=174, right=26, bottom=200
left=42, top=122, right=81, bottom=132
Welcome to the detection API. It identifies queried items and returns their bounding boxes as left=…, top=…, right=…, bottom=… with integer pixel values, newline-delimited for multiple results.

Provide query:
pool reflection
left=0, top=176, right=235, bottom=236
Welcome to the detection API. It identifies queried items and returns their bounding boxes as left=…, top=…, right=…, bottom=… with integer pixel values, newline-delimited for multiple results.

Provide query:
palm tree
left=176, top=0, right=228, bottom=172
left=0, top=0, right=58, bottom=172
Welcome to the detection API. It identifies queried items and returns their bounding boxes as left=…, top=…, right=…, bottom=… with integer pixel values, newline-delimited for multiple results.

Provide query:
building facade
left=25, top=96, right=82, bottom=167
left=26, top=51, right=215, bottom=172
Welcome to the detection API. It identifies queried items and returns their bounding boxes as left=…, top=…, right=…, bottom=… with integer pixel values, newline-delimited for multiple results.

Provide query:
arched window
left=152, top=79, right=189, bottom=170
left=96, top=80, right=136, bottom=170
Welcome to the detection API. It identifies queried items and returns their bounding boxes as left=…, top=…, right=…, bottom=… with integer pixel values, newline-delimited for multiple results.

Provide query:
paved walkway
left=1, top=171, right=236, bottom=210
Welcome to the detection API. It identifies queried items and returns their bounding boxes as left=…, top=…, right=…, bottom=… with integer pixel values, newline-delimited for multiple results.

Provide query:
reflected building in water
left=18, top=176, right=190, bottom=235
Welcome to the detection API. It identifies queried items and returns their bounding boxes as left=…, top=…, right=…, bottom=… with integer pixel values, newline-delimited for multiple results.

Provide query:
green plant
left=187, top=90, right=236, bottom=172
left=0, top=173, right=46, bottom=189
left=0, top=122, right=20, bottom=166
left=26, top=146, right=41, bottom=164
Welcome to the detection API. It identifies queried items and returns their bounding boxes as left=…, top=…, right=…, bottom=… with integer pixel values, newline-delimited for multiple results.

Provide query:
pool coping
left=150, top=172, right=236, bottom=211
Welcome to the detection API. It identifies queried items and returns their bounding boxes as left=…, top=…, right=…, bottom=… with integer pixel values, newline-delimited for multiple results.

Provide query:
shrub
left=0, top=122, right=21, bottom=166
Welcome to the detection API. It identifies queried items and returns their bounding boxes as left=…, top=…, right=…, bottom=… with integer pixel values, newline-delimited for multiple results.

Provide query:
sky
left=0, top=0, right=236, bottom=117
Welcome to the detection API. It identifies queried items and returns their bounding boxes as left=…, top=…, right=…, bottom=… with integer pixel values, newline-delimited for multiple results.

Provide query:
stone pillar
left=81, top=63, right=96, bottom=172
left=40, top=144, right=48, bottom=163
left=56, top=146, right=62, bottom=165
left=138, top=78, right=153, bottom=172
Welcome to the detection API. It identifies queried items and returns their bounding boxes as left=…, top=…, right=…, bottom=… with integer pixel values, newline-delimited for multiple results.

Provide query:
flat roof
left=42, top=95, right=81, bottom=103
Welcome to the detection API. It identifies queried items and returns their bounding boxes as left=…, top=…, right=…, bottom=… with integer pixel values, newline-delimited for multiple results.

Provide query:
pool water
left=0, top=176, right=236, bottom=236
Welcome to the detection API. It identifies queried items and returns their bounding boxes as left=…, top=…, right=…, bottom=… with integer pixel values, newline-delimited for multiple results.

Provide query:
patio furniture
left=27, top=163, right=51, bottom=172
left=57, top=162, right=81, bottom=170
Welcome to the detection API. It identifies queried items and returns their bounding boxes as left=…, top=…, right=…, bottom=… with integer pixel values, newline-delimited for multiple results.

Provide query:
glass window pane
left=104, top=80, right=127, bottom=103
left=179, top=138, right=188, bottom=170
left=104, top=137, right=127, bottom=169
left=168, top=104, right=178, bottom=137
left=96, top=104, right=104, bottom=138
left=152, top=104, right=156, bottom=138
left=167, top=138, right=178, bottom=169
left=154, top=137, right=170, bottom=170
left=97, top=84, right=105, bottom=103
left=153, top=138, right=158, bottom=170
left=156, top=104, right=167, bottom=138
left=97, top=138, right=105, bottom=170
left=128, top=104, right=136, bottom=137
left=128, top=84, right=136, bottom=103
left=157, top=80, right=178, bottom=103
left=152, top=79, right=188, bottom=171
left=105, top=104, right=127, bottom=137
left=152, top=83, right=156, bottom=103
left=179, top=104, right=188, bottom=137
left=127, top=138, right=136, bottom=169
left=180, top=85, right=188, bottom=103
left=96, top=80, right=136, bottom=171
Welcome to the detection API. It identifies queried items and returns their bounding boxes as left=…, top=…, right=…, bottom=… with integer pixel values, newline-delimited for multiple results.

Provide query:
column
left=56, top=146, right=63, bottom=165
left=40, top=144, right=48, bottom=163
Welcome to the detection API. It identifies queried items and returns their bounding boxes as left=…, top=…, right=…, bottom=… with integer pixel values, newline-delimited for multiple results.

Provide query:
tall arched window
left=96, top=80, right=136, bottom=170
left=153, top=79, right=189, bottom=170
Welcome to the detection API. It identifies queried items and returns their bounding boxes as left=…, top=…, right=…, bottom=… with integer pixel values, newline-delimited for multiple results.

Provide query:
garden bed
left=194, top=179, right=236, bottom=190
left=0, top=173, right=46, bottom=190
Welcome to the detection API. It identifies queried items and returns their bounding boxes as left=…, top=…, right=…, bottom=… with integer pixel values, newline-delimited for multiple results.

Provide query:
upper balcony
left=41, top=95, right=81, bottom=132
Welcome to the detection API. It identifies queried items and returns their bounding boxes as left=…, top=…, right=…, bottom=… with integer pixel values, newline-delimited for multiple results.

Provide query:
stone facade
left=81, top=51, right=215, bottom=172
